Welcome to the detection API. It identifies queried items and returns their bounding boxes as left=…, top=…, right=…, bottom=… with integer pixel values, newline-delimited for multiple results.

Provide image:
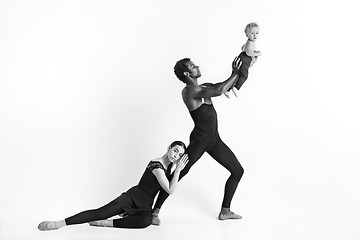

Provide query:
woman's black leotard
left=154, top=104, right=244, bottom=209
left=65, top=161, right=172, bottom=228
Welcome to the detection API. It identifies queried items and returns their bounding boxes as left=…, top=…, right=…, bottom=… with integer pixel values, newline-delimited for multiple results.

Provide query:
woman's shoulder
left=147, top=160, right=166, bottom=171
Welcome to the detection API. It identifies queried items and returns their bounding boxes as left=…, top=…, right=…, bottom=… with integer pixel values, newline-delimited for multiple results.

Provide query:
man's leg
left=208, top=138, right=244, bottom=220
left=152, top=139, right=206, bottom=225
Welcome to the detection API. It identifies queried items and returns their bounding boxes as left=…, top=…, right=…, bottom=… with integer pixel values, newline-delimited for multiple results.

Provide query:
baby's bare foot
left=232, top=88, right=238, bottom=97
left=224, top=91, right=231, bottom=98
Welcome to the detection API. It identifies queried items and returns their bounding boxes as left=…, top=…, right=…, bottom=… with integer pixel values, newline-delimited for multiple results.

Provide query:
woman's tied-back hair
left=245, top=22, right=259, bottom=33
left=170, top=140, right=187, bottom=152
left=174, top=58, right=191, bottom=83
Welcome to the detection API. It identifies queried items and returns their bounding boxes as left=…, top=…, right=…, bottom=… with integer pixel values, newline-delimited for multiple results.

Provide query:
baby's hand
left=255, top=50, right=262, bottom=56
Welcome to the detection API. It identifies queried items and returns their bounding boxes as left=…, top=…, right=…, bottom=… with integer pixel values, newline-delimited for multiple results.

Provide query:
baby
left=225, top=22, right=261, bottom=97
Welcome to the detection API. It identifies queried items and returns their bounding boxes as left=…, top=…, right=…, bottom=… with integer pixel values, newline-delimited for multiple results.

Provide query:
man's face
left=185, top=61, right=201, bottom=78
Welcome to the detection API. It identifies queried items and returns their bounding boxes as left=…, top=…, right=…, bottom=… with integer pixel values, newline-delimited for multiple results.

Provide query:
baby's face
left=246, top=27, right=260, bottom=42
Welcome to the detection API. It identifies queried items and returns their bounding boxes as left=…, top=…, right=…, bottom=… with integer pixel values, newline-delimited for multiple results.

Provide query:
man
left=152, top=56, right=245, bottom=225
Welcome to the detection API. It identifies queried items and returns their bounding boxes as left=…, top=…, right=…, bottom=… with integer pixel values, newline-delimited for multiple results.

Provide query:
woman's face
left=167, top=145, right=185, bottom=162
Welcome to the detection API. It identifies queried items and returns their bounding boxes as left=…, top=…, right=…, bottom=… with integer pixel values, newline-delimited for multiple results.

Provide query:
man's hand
left=232, top=55, right=242, bottom=75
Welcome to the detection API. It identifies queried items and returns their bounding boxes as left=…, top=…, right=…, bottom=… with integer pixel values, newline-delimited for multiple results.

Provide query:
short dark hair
left=174, top=58, right=191, bottom=83
left=170, top=140, right=186, bottom=152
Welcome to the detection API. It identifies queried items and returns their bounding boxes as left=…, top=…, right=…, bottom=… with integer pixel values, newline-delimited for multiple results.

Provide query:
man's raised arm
left=195, top=56, right=242, bottom=98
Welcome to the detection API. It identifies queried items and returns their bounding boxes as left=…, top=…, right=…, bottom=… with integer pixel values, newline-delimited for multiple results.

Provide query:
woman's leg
left=113, top=211, right=152, bottom=229
left=38, top=193, right=132, bottom=231
left=90, top=211, right=152, bottom=229
left=65, top=194, right=132, bottom=225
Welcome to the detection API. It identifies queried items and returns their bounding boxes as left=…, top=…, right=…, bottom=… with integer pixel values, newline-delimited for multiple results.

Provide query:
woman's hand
left=175, top=154, right=189, bottom=172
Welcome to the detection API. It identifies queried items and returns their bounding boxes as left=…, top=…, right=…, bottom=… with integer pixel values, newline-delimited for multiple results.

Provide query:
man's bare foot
left=89, top=220, right=113, bottom=227
left=218, top=208, right=242, bottom=220
left=38, top=221, right=64, bottom=231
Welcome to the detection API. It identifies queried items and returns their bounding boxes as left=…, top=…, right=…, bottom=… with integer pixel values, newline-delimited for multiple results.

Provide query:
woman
left=38, top=141, right=188, bottom=230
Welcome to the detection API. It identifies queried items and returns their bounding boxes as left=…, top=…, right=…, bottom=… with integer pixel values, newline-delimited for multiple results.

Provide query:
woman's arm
left=152, top=155, right=189, bottom=195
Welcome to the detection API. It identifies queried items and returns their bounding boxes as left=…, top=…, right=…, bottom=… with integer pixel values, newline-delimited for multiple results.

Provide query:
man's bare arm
left=191, top=56, right=242, bottom=98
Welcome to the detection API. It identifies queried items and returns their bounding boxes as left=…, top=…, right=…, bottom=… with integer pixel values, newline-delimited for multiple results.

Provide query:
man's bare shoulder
left=182, top=84, right=202, bottom=95
left=182, top=85, right=202, bottom=103
left=201, top=83, right=215, bottom=87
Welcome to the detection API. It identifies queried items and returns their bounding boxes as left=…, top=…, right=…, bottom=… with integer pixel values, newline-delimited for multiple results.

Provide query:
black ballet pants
left=65, top=193, right=152, bottom=229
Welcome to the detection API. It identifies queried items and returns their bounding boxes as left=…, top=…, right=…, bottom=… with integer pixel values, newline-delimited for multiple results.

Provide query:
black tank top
left=189, top=104, right=219, bottom=140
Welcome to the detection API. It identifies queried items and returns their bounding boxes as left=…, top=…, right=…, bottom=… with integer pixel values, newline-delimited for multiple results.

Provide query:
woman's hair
left=170, top=140, right=186, bottom=152
left=244, top=22, right=259, bottom=33
left=174, top=58, right=191, bottom=83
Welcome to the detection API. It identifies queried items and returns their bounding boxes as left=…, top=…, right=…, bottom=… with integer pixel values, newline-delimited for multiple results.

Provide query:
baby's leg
left=234, top=52, right=252, bottom=90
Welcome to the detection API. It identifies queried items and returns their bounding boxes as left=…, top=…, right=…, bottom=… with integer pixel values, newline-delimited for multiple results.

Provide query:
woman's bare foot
left=89, top=220, right=113, bottom=227
left=38, top=220, right=65, bottom=231
left=218, top=208, right=242, bottom=220
left=151, top=213, right=161, bottom=226
left=151, top=208, right=161, bottom=226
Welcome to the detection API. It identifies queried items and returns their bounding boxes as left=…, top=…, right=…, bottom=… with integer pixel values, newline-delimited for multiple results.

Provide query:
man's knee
left=233, top=165, right=244, bottom=181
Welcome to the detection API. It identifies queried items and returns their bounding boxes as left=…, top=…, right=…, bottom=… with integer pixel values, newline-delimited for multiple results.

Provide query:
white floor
left=2, top=184, right=360, bottom=240
left=2, top=152, right=360, bottom=240
left=2, top=209, right=359, bottom=240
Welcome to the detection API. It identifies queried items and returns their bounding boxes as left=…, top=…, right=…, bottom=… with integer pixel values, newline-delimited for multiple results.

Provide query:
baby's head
left=244, top=22, right=260, bottom=41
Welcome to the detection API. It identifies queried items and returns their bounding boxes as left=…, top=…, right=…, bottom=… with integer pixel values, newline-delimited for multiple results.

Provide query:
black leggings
left=65, top=194, right=152, bottom=229
left=154, top=136, right=244, bottom=209
left=229, top=51, right=252, bottom=90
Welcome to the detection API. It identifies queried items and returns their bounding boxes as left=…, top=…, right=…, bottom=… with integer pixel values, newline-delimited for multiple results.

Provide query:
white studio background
left=1, top=0, right=359, bottom=240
